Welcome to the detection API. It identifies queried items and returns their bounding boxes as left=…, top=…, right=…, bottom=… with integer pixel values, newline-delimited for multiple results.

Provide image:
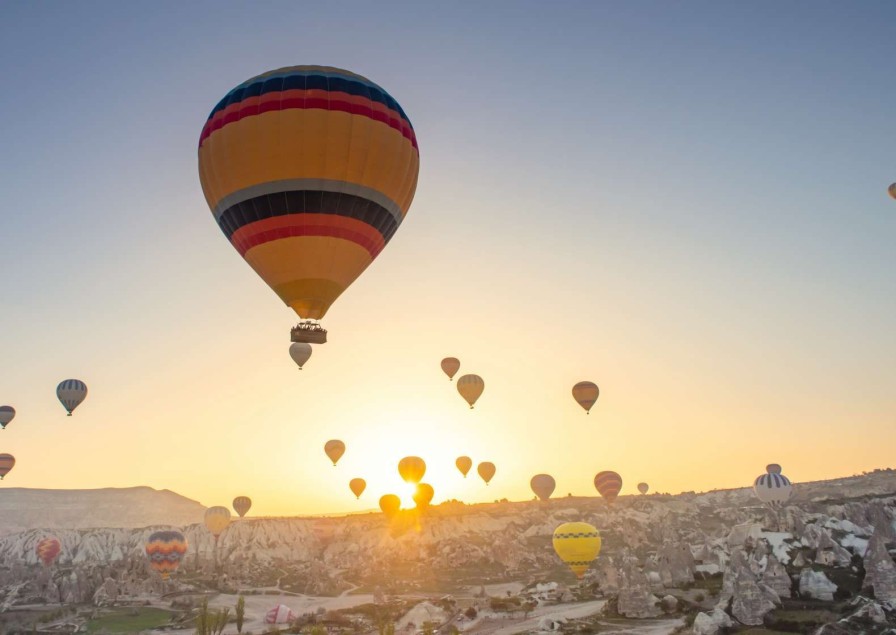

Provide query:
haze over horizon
left=1, top=1, right=894, bottom=517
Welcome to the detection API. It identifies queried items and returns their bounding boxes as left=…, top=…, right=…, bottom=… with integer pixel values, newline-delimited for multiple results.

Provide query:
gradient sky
left=1, top=1, right=894, bottom=517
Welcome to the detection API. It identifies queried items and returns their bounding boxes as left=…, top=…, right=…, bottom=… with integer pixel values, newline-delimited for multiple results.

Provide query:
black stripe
left=217, top=190, right=399, bottom=242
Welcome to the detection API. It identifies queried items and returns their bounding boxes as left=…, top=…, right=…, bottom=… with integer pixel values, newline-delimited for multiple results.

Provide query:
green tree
left=236, top=596, right=246, bottom=633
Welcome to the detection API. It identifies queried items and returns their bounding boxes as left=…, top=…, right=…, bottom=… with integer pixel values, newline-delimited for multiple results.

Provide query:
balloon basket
left=291, top=323, right=327, bottom=344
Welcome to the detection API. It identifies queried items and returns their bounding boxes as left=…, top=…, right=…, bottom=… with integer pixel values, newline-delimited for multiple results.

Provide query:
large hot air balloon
left=36, top=537, right=61, bottom=567
left=398, top=456, right=426, bottom=484
left=552, top=522, right=602, bottom=579
left=572, top=381, right=599, bottom=414
left=0, top=454, right=15, bottom=479
left=457, top=374, right=484, bottom=409
left=57, top=379, right=87, bottom=416
left=477, top=462, right=496, bottom=485
left=145, top=530, right=188, bottom=580
left=324, top=440, right=345, bottom=466
left=379, top=494, right=401, bottom=518
left=594, top=471, right=622, bottom=504
left=289, top=343, right=312, bottom=370
left=265, top=604, right=298, bottom=625
left=455, top=456, right=472, bottom=478
left=0, top=406, right=14, bottom=429
left=766, top=463, right=782, bottom=475
left=754, top=472, right=793, bottom=509
left=889, top=183, right=896, bottom=200
left=233, top=496, right=252, bottom=518
left=204, top=507, right=231, bottom=541
left=637, top=482, right=649, bottom=495
left=198, top=66, right=420, bottom=343
left=530, top=474, right=556, bottom=501
left=413, top=483, right=434, bottom=508
left=440, top=358, right=460, bottom=381
left=349, top=478, right=366, bottom=499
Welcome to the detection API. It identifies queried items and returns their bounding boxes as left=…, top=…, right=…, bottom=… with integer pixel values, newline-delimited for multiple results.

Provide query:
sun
left=399, top=482, right=418, bottom=509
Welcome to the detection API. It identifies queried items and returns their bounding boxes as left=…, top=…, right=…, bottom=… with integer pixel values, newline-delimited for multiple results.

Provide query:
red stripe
left=199, top=89, right=418, bottom=150
left=231, top=214, right=385, bottom=259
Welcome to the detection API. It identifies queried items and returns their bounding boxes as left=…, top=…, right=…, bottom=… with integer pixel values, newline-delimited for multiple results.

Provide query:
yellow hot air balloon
left=553, top=522, right=601, bottom=579
left=413, top=483, right=434, bottom=509
left=398, top=456, right=426, bottom=484
left=349, top=478, right=366, bottom=499
left=204, top=506, right=231, bottom=542
left=457, top=374, right=484, bottom=409
left=198, top=66, right=420, bottom=343
left=477, top=461, right=496, bottom=485
left=379, top=494, right=401, bottom=518
left=440, top=357, right=460, bottom=381
left=455, top=456, right=472, bottom=478
left=572, top=381, right=599, bottom=414
left=324, top=440, right=345, bottom=466
left=232, top=496, right=252, bottom=518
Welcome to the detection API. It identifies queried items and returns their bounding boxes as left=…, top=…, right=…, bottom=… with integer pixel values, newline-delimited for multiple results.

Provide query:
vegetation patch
left=85, top=607, right=173, bottom=633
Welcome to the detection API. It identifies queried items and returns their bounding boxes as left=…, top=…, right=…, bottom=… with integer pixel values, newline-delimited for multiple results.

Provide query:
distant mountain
left=0, top=486, right=205, bottom=536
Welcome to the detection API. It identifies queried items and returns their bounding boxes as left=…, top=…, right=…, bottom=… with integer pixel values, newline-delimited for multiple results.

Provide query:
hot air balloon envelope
left=413, top=483, right=434, bottom=508
left=0, top=406, right=14, bottom=429
left=398, top=456, right=426, bottom=484
left=0, top=454, right=15, bottom=479
left=289, top=343, right=312, bottom=369
left=553, top=521, right=601, bottom=579
left=379, top=494, right=401, bottom=518
left=637, top=482, right=649, bottom=495
left=349, top=478, right=366, bottom=499
left=233, top=496, right=252, bottom=518
left=36, top=537, right=62, bottom=566
left=457, top=374, right=484, bottom=408
left=530, top=474, right=556, bottom=501
left=441, top=357, right=460, bottom=380
left=477, top=462, right=496, bottom=485
left=572, top=381, right=599, bottom=413
left=754, top=473, right=793, bottom=508
left=455, top=456, right=472, bottom=478
left=324, top=440, right=346, bottom=466
left=594, top=471, right=622, bottom=504
left=145, top=530, right=188, bottom=580
left=57, top=379, right=87, bottom=416
left=204, top=506, right=232, bottom=538
left=766, top=463, right=782, bottom=475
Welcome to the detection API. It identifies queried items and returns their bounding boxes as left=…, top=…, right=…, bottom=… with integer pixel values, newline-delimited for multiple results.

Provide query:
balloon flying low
left=398, top=456, right=426, bottom=484
left=204, top=506, right=231, bottom=540
left=324, top=440, right=345, bottom=466
left=455, top=456, right=472, bottom=478
left=413, top=483, right=434, bottom=508
left=197, top=66, right=419, bottom=338
left=0, top=406, right=14, bottom=429
left=594, top=471, right=622, bottom=504
left=440, top=357, right=460, bottom=380
left=637, top=482, right=649, bottom=495
left=572, top=381, right=599, bottom=414
left=477, top=461, right=496, bottom=485
left=57, top=379, right=87, bottom=416
left=0, top=454, right=15, bottom=479
left=349, top=478, right=366, bottom=499
left=145, top=531, right=187, bottom=580
left=457, top=374, right=484, bottom=408
left=753, top=472, right=793, bottom=509
left=289, top=343, right=312, bottom=369
left=233, top=496, right=252, bottom=518
left=36, top=537, right=62, bottom=567
left=553, top=521, right=602, bottom=579
left=379, top=494, right=401, bottom=518
left=530, top=474, right=556, bottom=500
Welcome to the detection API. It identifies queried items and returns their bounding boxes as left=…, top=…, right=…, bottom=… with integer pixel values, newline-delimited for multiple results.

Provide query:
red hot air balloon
left=36, top=537, right=62, bottom=566
left=594, top=471, right=622, bottom=505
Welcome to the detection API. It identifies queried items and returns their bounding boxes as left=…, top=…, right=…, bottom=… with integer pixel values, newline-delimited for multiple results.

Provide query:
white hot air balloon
left=753, top=472, right=793, bottom=509
left=289, top=342, right=312, bottom=370
left=57, top=380, right=87, bottom=416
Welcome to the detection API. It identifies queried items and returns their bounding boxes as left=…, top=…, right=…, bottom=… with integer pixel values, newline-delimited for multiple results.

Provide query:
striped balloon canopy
left=572, top=381, right=599, bottom=414
left=753, top=472, right=793, bottom=509
left=0, top=406, right=15, bottom=429
left=232, top=496, right=252, bottom=518
left=0, top=454, right=15, bottom=479
left=198, top=66, right=419, bottom=329
left=36, top=537, right=62, bottom=566
left=204, top=506, right=232, bottom=540
left=594, top=470, right=622, bottom=504
left=56, top=379, right=87, bottom=416
left=145, top=530, right=188, bottom=580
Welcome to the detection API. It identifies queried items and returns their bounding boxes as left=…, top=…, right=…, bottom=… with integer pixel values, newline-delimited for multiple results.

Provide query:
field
left=84, top=607, right=173, bottom=633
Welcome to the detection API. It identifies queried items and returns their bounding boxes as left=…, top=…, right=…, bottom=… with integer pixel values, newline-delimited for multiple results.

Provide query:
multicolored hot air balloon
left=289, top=342, right=312, bottom=370
left=145, top=530, right=188, bottom=580
left=349, top=478, right=366, bottom=499
left=0, top=454, right=15, bottom=479
left=477, top=461, right=496, bottom=485
left=36, top=537, right=62, bottom=566
left=455, top=456, right=472, bottom=478
left=398, top=456, right=426, bottom=484
left=754, top=472, right=793, bottom=509
left=572, top=381, right=599, bottom=414
left=197, top=66, right=420, bottom=341
left=324, top=440, right=345, bottom=466
left=457, top=374, right=484, bottom=409
left=440, top=357, right=460, bottom=381
left=0, top=406, right=14, bottom=429
left=379, top=494, right=400, bottom=518
left=552, top=521, right=602, bottom=579
left=530, top=474, right=556, bottom=501
left=766, top=463, right=782, bottom=475
left=233, top=496, right=252, bottom=518
left=637, top=482, right=649, bottom=495
left=57, top=379, right=87, bottom=416
left=204, top=506, right=231, bottom=542
left=413, top=483, right=434, bottom=508
left=594, top=471, right=622, bottom=504
left=265, top=604, right=298, bottom=625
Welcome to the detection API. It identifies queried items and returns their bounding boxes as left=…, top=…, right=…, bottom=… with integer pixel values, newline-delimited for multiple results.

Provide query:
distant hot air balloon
left=530, top=474, right=556, bottom=501
left=572, top=381, right=599, bottom=414
left=766, top=463, right=782, bottom=475
left=56, top=379, right=87, bottom=416
left=637, top=482, right=649, bottom=495
left=477, top=461, right=496, bottom=485
left=594, top=471, right=622, bottom=504
left=379, top=494, right=401, bottom=518
left=324, top=440, right=345, bottom=466
left=0, top=406, right=14, bottom=429
left=289, top=342, right=312, bottom=370
left=265, top=604, right=298, bottom=625
left=349, top=478, right=366, bottom=499
left=754, top=472, right=793, bottom=509
left=233, top=496, right=252, bottom=518
left=145, top=530, right=188, bottom=580
left=552, top=521, right=602, bottom=579
left=0, top=454, right=15, bottom=479
left=413, top=483, right=434, bottom=508
left=36, top=537, right=61, bottom=567
left=455, top=456, right=473, bottom=478
left=398, top=456, right=426, bottom=484
left=457, top=374, right=484, bottom=409
left=197, top=66, right=420, bottom=342
left=889, top=183, right=896, bottom=200
left=204, top=506, right=231, bottom=542
left=441, top=357, right=460, bottom=381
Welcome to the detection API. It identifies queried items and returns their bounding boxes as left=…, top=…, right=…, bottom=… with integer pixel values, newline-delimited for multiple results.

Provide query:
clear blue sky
left=0, top=1, right=894, bottom=514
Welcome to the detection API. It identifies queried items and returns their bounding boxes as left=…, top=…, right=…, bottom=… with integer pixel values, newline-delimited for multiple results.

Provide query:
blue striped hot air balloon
left=753, top=472, right=793, bottom=509
left=56, top=380, right=87, bottom=416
